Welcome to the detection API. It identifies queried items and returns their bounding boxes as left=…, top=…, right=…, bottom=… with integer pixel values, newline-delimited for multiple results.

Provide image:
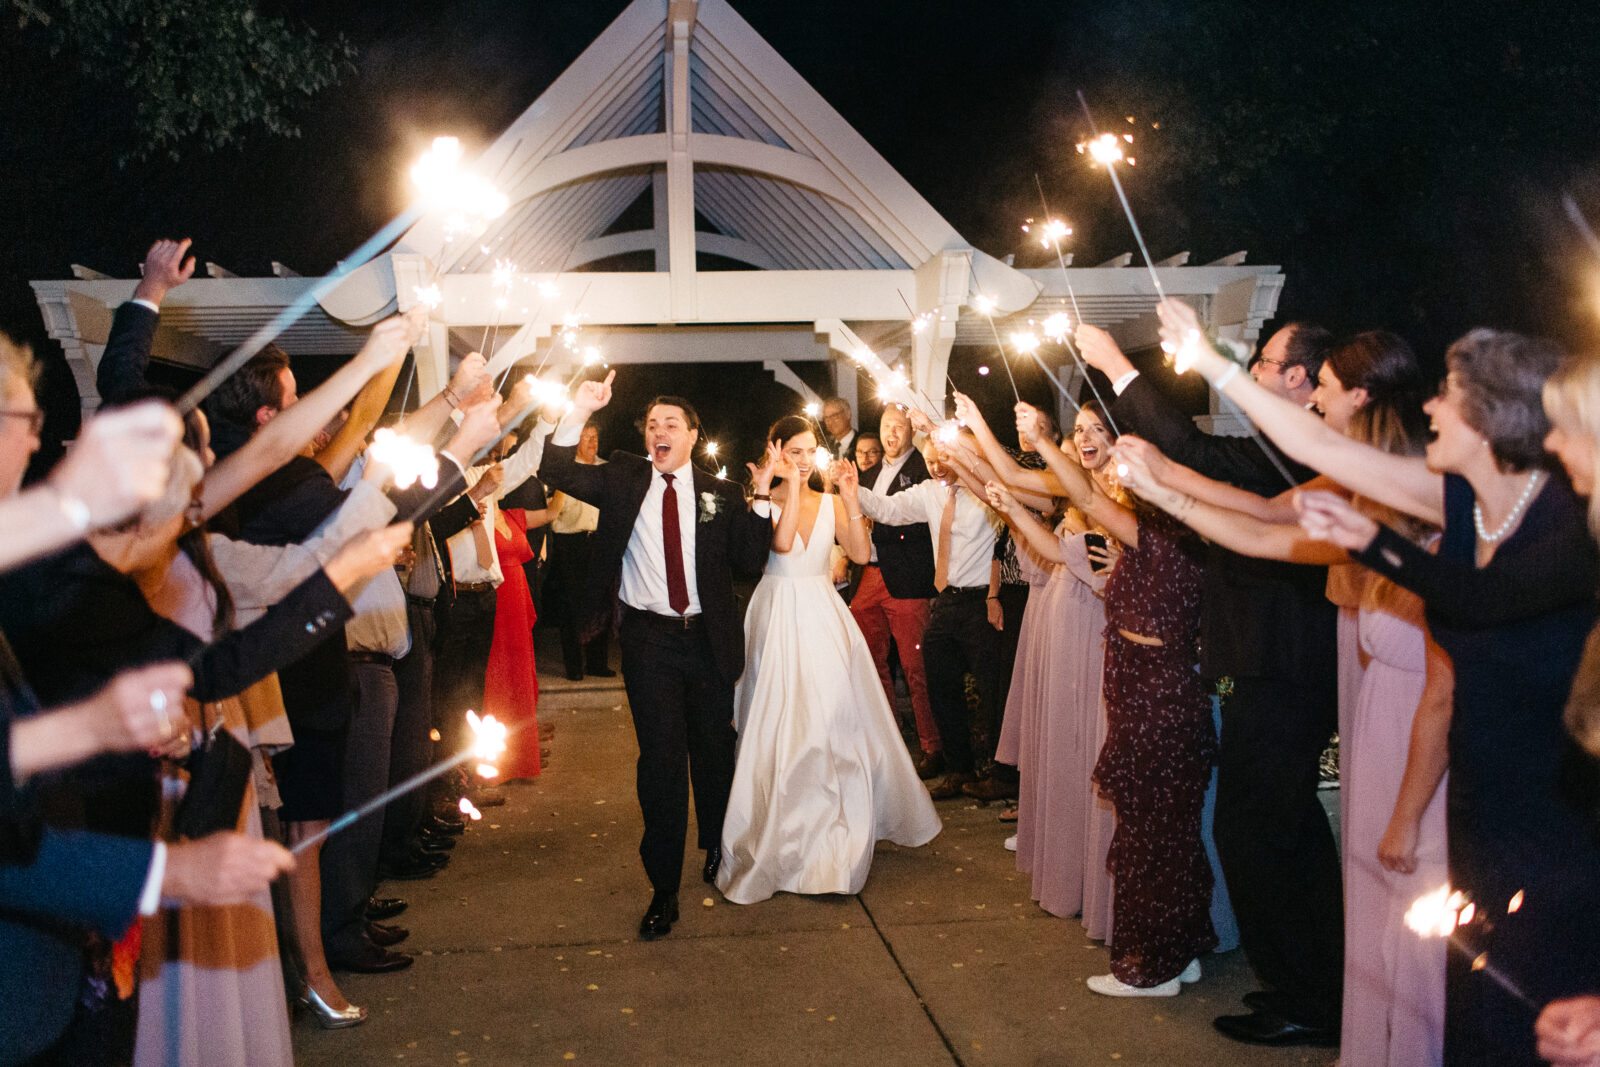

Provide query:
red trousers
left=849, top=565, right=938, bottom=752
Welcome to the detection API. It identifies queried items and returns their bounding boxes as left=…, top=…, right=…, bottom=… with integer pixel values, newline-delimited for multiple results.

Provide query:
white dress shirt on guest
left=856, top=480, right=998, bottom=590
left=443, top=418, right=554, bottom=588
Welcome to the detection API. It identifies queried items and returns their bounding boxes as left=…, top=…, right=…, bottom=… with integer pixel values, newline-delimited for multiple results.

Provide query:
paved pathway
left=293, top=669, right=1338, bottom=1066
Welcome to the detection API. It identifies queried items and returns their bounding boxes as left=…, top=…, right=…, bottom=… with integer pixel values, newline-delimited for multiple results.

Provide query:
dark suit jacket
left=540, top=444, right=772, bottom=685
left=867, top=449, right=937, bottom=600
left=1111, top=374, right=1335, bottom=681
left=95, top=300, right=159, bottom=408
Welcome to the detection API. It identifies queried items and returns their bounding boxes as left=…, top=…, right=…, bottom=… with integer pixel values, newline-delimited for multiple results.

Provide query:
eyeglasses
left=0, top=409, right=44, bottom=434
left=1254, top=357, right=1289, bottom=370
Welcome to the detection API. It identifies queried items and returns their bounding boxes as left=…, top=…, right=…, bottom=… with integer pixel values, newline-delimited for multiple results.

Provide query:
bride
left=717, top=415, right=942, bottom=905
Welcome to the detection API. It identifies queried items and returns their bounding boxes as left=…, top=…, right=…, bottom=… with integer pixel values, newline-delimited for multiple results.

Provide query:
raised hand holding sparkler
left=1076, top=93, right=1167, bottom=304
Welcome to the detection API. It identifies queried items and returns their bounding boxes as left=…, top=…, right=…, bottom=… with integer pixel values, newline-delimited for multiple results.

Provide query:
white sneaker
left=1003, top=834, right=1018, bottom=852
left=1086, top=973, right=1181, bottom=997
left=1179, top=958, right=1202, bottom=983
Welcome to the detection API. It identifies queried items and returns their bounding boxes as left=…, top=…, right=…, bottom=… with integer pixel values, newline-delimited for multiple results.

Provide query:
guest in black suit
left=540, top=372, right=773, bottom=940
left=1079, top=321, right=1343, bottom=1046
left=820, top=395, right=857, bottom=460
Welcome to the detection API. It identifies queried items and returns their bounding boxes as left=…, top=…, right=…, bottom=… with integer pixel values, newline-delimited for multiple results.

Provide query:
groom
left=541, top=372, right=774, bottom=939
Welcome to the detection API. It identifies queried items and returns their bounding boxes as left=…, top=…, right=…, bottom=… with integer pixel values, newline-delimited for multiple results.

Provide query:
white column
left=664, top=1, right=698, bottom=320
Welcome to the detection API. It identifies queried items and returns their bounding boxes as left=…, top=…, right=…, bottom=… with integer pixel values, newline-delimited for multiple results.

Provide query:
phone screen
left=1084, top=532, right=1108, bottom=572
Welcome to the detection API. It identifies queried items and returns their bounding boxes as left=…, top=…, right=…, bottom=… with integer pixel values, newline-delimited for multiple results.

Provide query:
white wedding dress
left=717, top=498, right=942, bottom=904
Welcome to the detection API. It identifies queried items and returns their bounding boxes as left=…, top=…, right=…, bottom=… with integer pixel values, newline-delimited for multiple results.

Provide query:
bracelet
left=53, top=485, right=91, bottom=533
left=986, top=595, right=1000, bottom=601
left=847, top=513, right=862, bottom=521
left=1214, top=363, right=1241, bottom=389
left=753, top=493, right=771, bottom=501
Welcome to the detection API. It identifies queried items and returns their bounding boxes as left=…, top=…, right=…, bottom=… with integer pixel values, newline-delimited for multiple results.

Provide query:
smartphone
left=1084, top=532, right=1108, bottom=572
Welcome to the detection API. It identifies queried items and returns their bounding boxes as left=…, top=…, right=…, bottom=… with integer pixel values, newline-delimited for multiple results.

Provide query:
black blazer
left=541, top=443, right=772, bottom=685
left=867, top=449, right=937, bottom=600
left=1111, top=374, right=1335, bottom=681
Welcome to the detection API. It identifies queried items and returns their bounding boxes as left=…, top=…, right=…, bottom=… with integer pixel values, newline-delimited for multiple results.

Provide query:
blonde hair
left=1544, top=351, right=1600, bottom=539
left=0, top=335, right=38, bottom=405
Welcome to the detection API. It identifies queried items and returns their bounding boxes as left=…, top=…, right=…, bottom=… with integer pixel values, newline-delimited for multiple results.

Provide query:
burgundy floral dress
left=1094, top=510, right=1218, bottom=986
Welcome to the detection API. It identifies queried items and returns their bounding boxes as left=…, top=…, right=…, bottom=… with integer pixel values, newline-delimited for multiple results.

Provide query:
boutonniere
left=895, top=473, right=910, bottom=491
left=698, top=491, right=718, bottom=524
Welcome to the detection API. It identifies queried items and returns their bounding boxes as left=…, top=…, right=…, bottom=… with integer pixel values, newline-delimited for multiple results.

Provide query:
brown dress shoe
left=927, top=772, right=977, bottom=800
left=913, top=751, right=946, bottom=780
left=961, top=777, right=1019, bottom=802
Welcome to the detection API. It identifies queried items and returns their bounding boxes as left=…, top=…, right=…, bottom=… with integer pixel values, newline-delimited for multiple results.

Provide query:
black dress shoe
left=587, top=668, right=616, bottom=678
left=638, top=892, right=679, bottom=941
left=330, top=944, right=414, bottom=974
left=366, top=897, right=408, bottom=921
left=417, top=830, right=456, bottom=852
left=366, top=921, right=410, bottom=947
left=702, top=846, right=721, bottom=884
left=379, top=850, right=447, bottom=881
left=428, top=815, right=465, bottom=836
left=1213, top=1010, right=1338, bottom=1047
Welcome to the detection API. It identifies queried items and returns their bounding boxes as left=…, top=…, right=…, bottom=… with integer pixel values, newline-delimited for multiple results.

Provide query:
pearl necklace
left=1473, top=470, right=1546, bottom=544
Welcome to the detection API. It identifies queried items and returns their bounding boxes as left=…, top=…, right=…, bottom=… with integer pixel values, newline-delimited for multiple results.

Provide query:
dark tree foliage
left=10, top=0, right=354, bottom=163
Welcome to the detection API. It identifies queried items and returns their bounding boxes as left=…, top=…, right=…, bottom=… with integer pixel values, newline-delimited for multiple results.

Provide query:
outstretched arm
left=985, top=481, right=1066, bottom=565
left=949, top=391, right=1062, bottom=499
left=96, top=239, right=196, bottom=407
left=1114, top=437, right=1346, bottom=565
left=1378, top=622, right=1453, bottom=875
left=1159, top=299, right=1442, bottom=524
left=1026, top=410, right=1139, bottom=548
left=198, top=310, right=424, bottom=519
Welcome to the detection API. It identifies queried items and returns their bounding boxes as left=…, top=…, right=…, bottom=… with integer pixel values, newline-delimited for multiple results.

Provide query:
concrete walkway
left=293, top=671, right=1338, bottom=1067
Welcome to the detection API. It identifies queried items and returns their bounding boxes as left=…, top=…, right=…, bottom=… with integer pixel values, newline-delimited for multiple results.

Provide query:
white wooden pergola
left=33, top=0, right=1284, bottom=431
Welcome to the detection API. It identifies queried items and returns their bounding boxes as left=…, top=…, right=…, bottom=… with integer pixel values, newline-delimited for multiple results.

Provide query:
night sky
left=5, top=0, right=1600, bottom=462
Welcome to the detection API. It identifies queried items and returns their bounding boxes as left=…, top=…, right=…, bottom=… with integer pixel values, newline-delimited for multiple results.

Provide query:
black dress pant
left=920, top=587, right=1003, bottom=775
left=432, top=586, right=497, bottom=751
left=382, top=600, right=435, bottom=867
left=549, top=531, right=609, bottom=676
left=617, top=608, right=737, bottom=893
left=1211, top=675, right=1344, bottom=1028
left=987, top=582, right=1030, bottom=783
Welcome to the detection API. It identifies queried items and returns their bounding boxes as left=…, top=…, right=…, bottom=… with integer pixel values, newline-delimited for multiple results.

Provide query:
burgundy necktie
left=661, top=472, right=690, bottom=614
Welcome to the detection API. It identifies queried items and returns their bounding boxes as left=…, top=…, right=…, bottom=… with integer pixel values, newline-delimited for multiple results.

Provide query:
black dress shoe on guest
left=473, top=786, right=507, bottom=807
left=366, top=921, right=410, bottom=947
left=428, top=815, right=466, bottom=836
left=330, top=944, right=414, bottom=974
left=587, top=668, right=616, bottom=678
left=380, top=850, right=447, bottom=881
left=1213, top=1010, right=1338, bottom=1047
left=366, top=897, right=408, bottom=921
left=913, top=751, right=946, bottom=780
left=638, top=892, right=679, bottom=941
left=702, top=846, right=721, bottom=884
left=417, top=830, right=456, bottom=852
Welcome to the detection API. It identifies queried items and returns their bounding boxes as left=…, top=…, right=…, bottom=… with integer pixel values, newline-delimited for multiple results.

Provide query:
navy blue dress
left=1358, top=473, right=1600, bottom=1065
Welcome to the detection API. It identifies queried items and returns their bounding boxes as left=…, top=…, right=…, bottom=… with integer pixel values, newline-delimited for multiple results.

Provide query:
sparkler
left=179, top=136, right=507, bottom=414
left=969, top=291, right=1021, bottom=404
left=368, top=427, right=440, bottom=490
left=1404, top=885, right=1537, bottom=1010
left=1031, top=176, right=1117, bottom=432
left=1076, top=93, right=1167, bottom=305
left=291, top=708, right=514, bottom=855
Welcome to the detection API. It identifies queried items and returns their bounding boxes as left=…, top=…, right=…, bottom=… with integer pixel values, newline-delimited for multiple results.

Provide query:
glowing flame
left=581, top=345, right=602, bottom=366
left=522, top=375, right=568, bottom=410
left=369, top=428, right=439, bottom=490
left=1042, top=312, right=1072, bottom=341
left=413, top=284, right=443, bottom=310
left=458, top=796, right=483, bottom=821
left=537, top=281, right=560, bottom=298
left=971, top=293, right=997, bottom=316
left=716, top=466, right=727, bottom=479
left=935, top=423, right=960, bottom=444
left=492, top=259, right=517, bottom=291
left=1009, top=330, right=1041, bottom=354
left=1039, top=219, right=1071, bottom=248
left=804, top=402, right=820, bottom=417
left=978, top=365, right=990, bottom=376
left=411, top=136, right=509, bottom=236
left=1171, top=329, right=1206, bottom=374
left=704, top=441, right=719, bottom=456
left=1508, top=890, right=1524, bottom=913
left=1405, top=885, right=1473, bottom=938
left=465, top=709, right=508, bottom=779
left=1088, top=133, right=1125, bottom=165
left=813, top=446, right=832, bottom=469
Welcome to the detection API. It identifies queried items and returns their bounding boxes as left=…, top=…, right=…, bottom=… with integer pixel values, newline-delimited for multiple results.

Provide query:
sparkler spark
left=1087, top=133, right=1125, bottom=165
left=804, top=402, right=820, bottom=417
left=413, top=284, right=443, bottom=310
left=971, top=293, right=997, bottom=317
left=1404, top=884, right=1536, bottom=1008
left=459, top=797, right=483, bottom=821
left=465, top=709, right=508, bottom=779
left=704, top=441, right=719, bottom=457
left=813, top=446, right=832, bottom=469
left=411, top=136, right=509, bottom=237
left=1009, top=331, right=1042, bottom=355
left=369, top=428, right=440, bottom=490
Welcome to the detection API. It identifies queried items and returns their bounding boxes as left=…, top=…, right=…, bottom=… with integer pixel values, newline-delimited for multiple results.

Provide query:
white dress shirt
left=444, top=421, right=553, bottom=588
left=856, top=479, right=998, bottom=590
left=620, top=461, right=703, bottom=616
left=549, top=459, right=603, bottom=534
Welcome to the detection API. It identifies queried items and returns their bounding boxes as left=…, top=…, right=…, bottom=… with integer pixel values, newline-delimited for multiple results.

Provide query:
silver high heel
left=298, top=986, right=368, bottom=1029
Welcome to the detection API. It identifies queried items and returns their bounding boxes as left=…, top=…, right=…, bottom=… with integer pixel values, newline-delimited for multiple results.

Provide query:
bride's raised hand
left=747, top=439, right=780, bottom=494
left=830, top=458, right=858, bottom=497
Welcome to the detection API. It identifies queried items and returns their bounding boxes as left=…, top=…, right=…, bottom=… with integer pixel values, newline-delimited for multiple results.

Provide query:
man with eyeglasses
left=820, top=396, right=857, bottom=459
left=852, top=432, right=883, bottom=474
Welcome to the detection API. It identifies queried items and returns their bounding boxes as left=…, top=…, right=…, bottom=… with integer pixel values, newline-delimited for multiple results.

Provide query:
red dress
left=484, top=508, right=541, bottom=778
